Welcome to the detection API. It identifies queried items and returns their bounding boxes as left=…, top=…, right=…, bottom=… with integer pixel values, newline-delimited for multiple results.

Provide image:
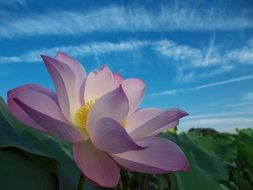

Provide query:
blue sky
left=0, top=0, right=253, bottom=132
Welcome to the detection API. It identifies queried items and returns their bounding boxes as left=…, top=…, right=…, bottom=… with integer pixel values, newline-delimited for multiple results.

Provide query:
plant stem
left=77, top=174, right=85, bottom=190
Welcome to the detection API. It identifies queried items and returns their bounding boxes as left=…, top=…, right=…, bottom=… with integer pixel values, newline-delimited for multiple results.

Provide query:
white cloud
left=153, top=37, right=233, bottom=82
left=154, top=40, right=203, bottom=65
left=0, top=6, right=252, bottom=38
left=154, top=37, right=253, bottom=82
left=0, top=38, right=252, bottom=84
left=149, top=75, right=253, bottom=97
left=0, top=40, right=148, bottom=64
left=225, top=39, right=253, bottom=64
left=153, top=38, right=227, bottom=68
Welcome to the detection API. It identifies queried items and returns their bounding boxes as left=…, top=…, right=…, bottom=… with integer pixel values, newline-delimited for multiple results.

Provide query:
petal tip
left=181, top=110, right=189, bottom=117
left=172, top=108, right=189, bottom=118
left=40, top=54, right=53, bottom=64
left=182, top=159, right=191, bottom=172
left=101, top=65, right=109, bottom=70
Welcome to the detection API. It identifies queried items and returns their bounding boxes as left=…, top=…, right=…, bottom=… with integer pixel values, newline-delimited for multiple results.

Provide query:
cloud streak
left=1, top=6, right=253, bottom=38
left=149, top=75, right=253, bottom=97
left=154, top=37, right=253, bottom=82
left=0, top=40, right=148, bottom=64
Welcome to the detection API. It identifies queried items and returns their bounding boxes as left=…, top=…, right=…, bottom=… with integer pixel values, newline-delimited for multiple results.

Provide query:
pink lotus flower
left=8, top=52, right=190, bottom=187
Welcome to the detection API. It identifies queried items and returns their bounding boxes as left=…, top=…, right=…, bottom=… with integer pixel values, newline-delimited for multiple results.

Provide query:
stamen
left=121, top=119, right=127, bottom=128
left=72, top=100, right=95, bottom=137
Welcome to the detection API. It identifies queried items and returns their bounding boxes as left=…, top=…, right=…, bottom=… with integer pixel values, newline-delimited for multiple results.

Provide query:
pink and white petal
left=8, top=85, right=83, bottom=142
left=84, top=66, right=114, bottom=103
left=113, top=73, right=123, bottom=88
left=91, top=118, right=143, bottom=154
left=149, top=120, right=179, bottom=136
left=87, top=86, right=129, bottom=135
left=129, top=109, right=188, bottom=141
left=125, top=108, right=163, bottom=134
left=8, top=84, right=55, bottom=132
left=111, top=137, right=190, bottom=174
left=55, top=52, right=87, bottom=80
left=73, top=140, right=120, bottom=188
left=55, top=52, right=87, bottom=105
left=41, top=55, right=85, bottom=120
left=121, top=79, right=146, bottom=116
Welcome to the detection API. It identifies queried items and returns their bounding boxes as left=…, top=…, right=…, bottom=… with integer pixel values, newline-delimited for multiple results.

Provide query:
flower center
left=72, top=100, right=128, bottom=138
left=121, top=119, right=127, bottom=128
left=72, top=100, right=95, bottom=138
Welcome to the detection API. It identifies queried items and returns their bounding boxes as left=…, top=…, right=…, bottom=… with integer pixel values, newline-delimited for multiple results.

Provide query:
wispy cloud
left=0, top=40, right=148, bottom=64
left=154, top=37, right=253, bottom=82
left=149, top=75, right=253, bottom=97
left=153, top=37, right=233, bottom=82
left=154, top=40, right=203, bottom=66
left=1, top=6, right=253, bottom=38
left=1, top=38, right=252, bottom=84
left=154, top=37, right=229, bottom=69
left=226, top=39, right=253, bottom=64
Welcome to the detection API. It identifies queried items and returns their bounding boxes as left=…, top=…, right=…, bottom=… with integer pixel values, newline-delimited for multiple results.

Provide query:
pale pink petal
left=73, top=140, right=120, bottom=187
left=8, top=85, right=83, bottom=142
left=55, top=52, right=87, bottom=105
left=8, top=84, right=54, bottom=132
left=55, top=52, right=87, bottom=80
left=84, top=66, right=114, bottom=103
left=129, top=109, right=188, bottom=140
left=91, top=118, right=143, bottom=153
left=125, top=108, right=163, bottom=134
left=113, top=73, right=123, bottom=88
left=111, top=137, right=190, bottom=173
left=41, top=55, right=85, bottom=120
left=121, top=79, right=146, bottom=116
left=87, top=86, right=129, bottom=135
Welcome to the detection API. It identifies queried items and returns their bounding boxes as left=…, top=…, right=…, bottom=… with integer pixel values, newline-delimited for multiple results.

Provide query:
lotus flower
left=8, top=52, right=190, bottom=187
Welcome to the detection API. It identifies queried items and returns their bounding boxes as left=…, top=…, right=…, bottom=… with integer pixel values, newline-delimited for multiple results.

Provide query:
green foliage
left=1, top=97, right=253, bottom=190
left=0, top=97, right=81, bottom=190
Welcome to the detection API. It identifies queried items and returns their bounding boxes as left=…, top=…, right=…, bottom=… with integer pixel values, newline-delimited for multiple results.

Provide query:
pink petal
left=91, top=117, right=143, bottom=153
left=121, top=79, right=146, bottom=116
left=41, top=55, right=85, bottom=120
left=8, top=85, right=83, bottom=142
left=73, top=140, right=120, bottom=188
left=84, top=66, right=114, bottom=103
left=8, top=84, right=54, bottom=132
left=129, top=109, right=188, bottom=140
left=113, top=73, right=123, bottom=88
left=87, top=86, right=129, bottom=135
left=111, top=137, right=190, bottom=173
left=55, top=52, right=87, bottom=105
left=55, top=52, right=87, bottom=79
left=125, top=108, right=163, bottom=134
